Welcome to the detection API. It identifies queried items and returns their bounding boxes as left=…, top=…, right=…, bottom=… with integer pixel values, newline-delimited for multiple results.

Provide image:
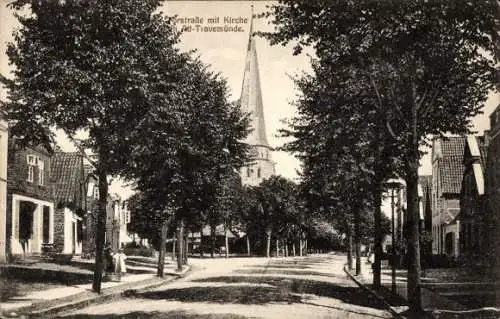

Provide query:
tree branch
left=67, top=134, right=98, bottom=167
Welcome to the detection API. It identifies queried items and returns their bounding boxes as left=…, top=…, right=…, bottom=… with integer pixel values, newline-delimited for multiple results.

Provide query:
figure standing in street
left=113, top=248, right=127, bottom=280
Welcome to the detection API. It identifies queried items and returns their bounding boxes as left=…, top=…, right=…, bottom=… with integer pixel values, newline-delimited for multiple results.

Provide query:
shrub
left=123, top=247, right=155, bottom=257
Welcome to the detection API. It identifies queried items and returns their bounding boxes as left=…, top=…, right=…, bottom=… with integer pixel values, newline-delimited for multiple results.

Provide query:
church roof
left=239, top=8, right=269, bottom=147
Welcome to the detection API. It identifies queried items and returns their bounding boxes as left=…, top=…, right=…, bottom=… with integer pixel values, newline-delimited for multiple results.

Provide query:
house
left=106, top=194, right=131, bottom=252
left=431, top=136, right=466, bottom=257
left=0, top=119, right=8, bottom=262
left=81, top=164, right=131, bottom=256
left=51, top=152, right=86, bottom=255
left=459, top=135, right=488, bottom=260
left=486, top=104, right=500, bottom=268
left=6, top=138, right=55, bottom=258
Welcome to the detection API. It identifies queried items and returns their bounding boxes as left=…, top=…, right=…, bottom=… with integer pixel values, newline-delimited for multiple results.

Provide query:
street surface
left=61, top=254, right=393, bottom=319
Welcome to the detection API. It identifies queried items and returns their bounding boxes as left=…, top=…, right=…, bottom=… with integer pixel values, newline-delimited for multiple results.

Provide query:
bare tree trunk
left=224, top=221, right=229, bottom=258
left=92, top=169, right=108, bottom=294
left=373, top=186, right=383, bottom=288
left=265, top=228, right=271, bottom=258
left=172, top=232, right=176, bottom=260
left=406, top=163, right=422, bottom=312
left=276, top=239, right=279, bottom=257
left=183, top=231, right=188, bottom=265
left=305, top=239, right=308, bottom=256
left=406, top=90, right=422, bottom=313
left=246, top=235, right=251, bottom=256
left=347, top=228, right=353, bottom=271
left=157, top=219, right=168, bottom=277
left=176, top=220, right=184, bottom=272
left=292, top=241, right=296, bottom=257
left=285, top=242, right=289, bottom=257
left=299, top=240, right=303, bottom=257
left=210, top=225, right=216, bottom=258
left=199, top=225, right=204, bottom=257
left=354, top=204, right=362, bottom=276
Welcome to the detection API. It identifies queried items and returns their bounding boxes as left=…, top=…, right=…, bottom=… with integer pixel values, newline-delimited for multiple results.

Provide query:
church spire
left=240, top=5, right=269, bottom=147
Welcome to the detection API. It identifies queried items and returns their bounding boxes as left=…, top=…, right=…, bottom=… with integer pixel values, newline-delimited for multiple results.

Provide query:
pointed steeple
left=240, top=5, right=269, bottom=147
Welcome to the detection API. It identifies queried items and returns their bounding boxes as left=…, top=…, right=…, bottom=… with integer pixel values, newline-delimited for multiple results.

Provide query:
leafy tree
left=2, top=0, right=184, bottom=293
left=252, top=176, right=300, bottom=257
left=123, top=57, right=250, bottom=270
left=263, top=1, right=497, bottom=311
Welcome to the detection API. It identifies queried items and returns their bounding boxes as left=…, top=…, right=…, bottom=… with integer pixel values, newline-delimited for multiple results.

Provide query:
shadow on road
left=137, top=285, right=301, bottom=304
left=59, top=310, right=254, bottom=318
left=189, top=275, right=387, bottom=310
left=233, top=268, right=347, bottom=279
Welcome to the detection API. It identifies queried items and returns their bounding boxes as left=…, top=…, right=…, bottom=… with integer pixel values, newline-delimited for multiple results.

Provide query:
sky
left=0, top=0, right=498, bottom=199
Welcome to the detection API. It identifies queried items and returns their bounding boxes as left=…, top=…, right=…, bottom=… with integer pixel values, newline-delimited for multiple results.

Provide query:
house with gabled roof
left=51, top=152, right=86, bottom=255
left=431, top=136, right=466, bottom=257
left=6, top=138, right=55, bottom=258
left=459, top=135, right=488, bottom=261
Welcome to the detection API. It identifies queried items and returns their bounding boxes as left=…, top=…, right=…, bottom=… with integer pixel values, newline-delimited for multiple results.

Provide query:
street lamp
left=386, top=178, right=403, bottom=294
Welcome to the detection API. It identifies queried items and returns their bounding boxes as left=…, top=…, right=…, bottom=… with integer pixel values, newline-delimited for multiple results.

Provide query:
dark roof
left=439, top=137, right=466, bottom=194
left=51, top=152, right=83, bottom=204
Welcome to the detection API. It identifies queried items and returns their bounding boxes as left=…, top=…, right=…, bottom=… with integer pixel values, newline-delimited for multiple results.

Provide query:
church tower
left=239, top=7, right=275, bottom=186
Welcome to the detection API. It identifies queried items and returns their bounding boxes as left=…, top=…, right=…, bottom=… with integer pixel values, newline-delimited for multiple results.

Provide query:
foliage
left=263, top=0, right=497, bottom=310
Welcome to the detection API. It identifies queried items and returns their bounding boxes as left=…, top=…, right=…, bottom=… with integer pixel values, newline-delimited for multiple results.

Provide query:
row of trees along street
left=0, top=0, right=359, bottom=296
left=1, top=0, right=498, bottom=315
left=0, top=0, right=253, bottom=294
left=262, top=0, right=498, bottom=314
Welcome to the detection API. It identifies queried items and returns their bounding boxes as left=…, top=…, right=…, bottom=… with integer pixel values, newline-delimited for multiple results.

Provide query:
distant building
left=431, top=136, right=466, bottom=256
left=0, top=119, right=8, bottom=262
left=6, top=139, right=54, bottom=257
left=238, top=11, right=275, bottom=186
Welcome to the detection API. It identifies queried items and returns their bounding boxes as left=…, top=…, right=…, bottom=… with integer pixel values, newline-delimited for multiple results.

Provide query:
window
left=257, top=167, right=261, bottom=178
left=27, top=155, right=37, bottom=182
left=38, top=160, right=45, bottom=186
left=246, top=167, right=250, bottom=178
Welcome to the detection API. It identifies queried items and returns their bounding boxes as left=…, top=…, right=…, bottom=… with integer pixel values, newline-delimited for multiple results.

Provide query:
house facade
left=431, top=136, right=466, bottom=257
left=459, top=135, right=488, bottom=260
left=486, top=105, right=500, bottom=270
left=0, top=119, right=8, bottom=262
left=6, top=139, right=54, bottom=257
left=51, top=152, right=86, bottom=255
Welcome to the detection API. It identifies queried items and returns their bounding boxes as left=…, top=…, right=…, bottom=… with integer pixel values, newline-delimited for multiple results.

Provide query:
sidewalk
left=0, top=257, right=190, bottom=318
left=346, top=258, right=500, bottom=319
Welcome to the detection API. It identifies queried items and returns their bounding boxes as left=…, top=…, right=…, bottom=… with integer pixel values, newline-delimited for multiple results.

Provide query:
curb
left=343, top=264, right=405, bottom=319
left=2, top=266, right=191, bottom=318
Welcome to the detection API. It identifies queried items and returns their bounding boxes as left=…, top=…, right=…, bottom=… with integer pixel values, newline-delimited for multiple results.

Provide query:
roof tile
left=438, top=137, right=466, bottom=194
left=51, top=152, right=83, bottom=205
